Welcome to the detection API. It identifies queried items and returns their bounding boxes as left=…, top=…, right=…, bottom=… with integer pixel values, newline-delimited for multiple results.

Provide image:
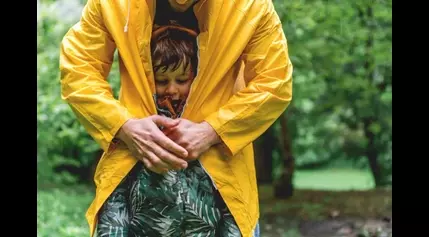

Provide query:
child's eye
left=176, top=79, right=189, bottom=85
left=156, top=80, right=169, bottom=86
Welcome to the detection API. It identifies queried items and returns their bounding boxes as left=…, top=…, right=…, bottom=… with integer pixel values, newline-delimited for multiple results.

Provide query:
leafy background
left=37, top=0, right=392, bottom=236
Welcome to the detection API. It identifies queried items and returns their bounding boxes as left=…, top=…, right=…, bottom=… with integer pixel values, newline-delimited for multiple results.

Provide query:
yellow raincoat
left=60, top=0, right=293, bottom=236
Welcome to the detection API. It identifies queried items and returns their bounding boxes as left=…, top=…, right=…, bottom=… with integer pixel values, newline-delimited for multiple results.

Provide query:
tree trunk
left=274, top=113, right=295, bottom=199
left=364, top=5, right=382, bottom=186
left=253, top=127, right=275, bottom=184
left=363, top=118, right=382, bottom=186
left=357, top=4, right=384, bottom=186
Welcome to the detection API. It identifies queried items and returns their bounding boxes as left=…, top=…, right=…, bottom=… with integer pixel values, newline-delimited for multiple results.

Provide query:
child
left=151, top=24, right=198, bottom=119
left=96, top=25, right=241, bottom=237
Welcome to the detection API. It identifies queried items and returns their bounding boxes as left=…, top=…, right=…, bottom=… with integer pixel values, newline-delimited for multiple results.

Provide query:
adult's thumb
left=151, top=115, right=179, bottom=128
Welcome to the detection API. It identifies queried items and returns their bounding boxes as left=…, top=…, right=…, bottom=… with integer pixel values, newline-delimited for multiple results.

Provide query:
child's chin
left=172, top=99, right=184, bottom=109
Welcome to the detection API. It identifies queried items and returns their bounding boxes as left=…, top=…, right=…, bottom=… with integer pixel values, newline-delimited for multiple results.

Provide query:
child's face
left=154, top=62, right=194, bottom=101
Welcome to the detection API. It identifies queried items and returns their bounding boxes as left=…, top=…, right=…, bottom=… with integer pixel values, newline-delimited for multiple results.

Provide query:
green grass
left=293, top=168, right=375, bottom=190
left=37, top=186, right=94, bottom=237
left=37, top=168, right=376, bottom=236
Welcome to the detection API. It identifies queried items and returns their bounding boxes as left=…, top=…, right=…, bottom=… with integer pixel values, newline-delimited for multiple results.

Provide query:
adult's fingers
left=141, top=157, right=167, bottom=174
left=163, top=127, right=182, bottom=142
left=162, top=126, right=175, bottom=137
left=150, top=116, right=188, bottom=158
left=144, top=150, right=173, bottom=170
left=149, top=132, right=188, bottom=169
left=151, top=115, right=180, bottom=129
left=129, top=145, right=169, bottom=173
left=152, top=128, right=188, bottom=158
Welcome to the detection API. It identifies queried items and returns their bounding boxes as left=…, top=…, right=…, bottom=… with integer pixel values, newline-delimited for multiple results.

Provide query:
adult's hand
left=116, top=115, right=189, bottom=174
left=163, top=119, right=221, bottom=160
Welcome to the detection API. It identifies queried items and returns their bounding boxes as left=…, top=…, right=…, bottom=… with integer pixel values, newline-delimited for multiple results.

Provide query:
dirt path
left=257, top=186, right=392, bottom=237
left=259, top=216, right=391, bottom=237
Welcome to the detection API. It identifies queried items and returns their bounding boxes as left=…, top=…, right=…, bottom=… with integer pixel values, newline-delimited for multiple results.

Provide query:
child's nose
left=165, top=84, right=179, bottom=97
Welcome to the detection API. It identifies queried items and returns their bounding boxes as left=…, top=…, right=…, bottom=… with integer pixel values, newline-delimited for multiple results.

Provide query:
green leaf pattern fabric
left=96, top=161, right=242, bottom=237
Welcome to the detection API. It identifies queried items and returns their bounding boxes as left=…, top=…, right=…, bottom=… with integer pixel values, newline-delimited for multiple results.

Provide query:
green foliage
left=272, top=0, right=392, bottom=184
left=37, top=186, right=94, bottom=237
left=37, top=0, right=120, bottom=184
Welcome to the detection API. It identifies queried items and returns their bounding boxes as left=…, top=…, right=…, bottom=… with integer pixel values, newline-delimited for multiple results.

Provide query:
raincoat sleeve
left=60, top=0, right=133, bottom=152
left=205, top=1, right=293, bottom=157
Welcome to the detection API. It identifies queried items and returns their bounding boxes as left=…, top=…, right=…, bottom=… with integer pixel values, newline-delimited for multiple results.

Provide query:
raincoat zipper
left=179, top=35, right=218, bottom=190
left=198, top=159, right=218, bottom=190
left=143, top=17, right=217, bottom=190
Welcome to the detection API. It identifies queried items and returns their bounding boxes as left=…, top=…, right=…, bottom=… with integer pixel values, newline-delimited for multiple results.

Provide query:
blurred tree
left=274, top=0, right=391, bottom=187
left=254, top=128, right=275, bottom=184
left=274, top=113, right=295, bottom=199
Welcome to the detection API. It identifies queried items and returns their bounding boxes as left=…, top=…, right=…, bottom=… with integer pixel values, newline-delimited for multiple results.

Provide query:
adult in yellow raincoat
left=60, top=0, right=293, bottom=236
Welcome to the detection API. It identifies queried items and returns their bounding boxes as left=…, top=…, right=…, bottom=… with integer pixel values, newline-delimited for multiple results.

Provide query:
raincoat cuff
left=103, top=111, right=134, bottom=151
left=204, top=115, right=235, bottom=158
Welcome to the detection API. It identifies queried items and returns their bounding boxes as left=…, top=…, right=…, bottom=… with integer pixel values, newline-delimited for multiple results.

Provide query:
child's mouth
left=156, top=96, right=186, bottom=118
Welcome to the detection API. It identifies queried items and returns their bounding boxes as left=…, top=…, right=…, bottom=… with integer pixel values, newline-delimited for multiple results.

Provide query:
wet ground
left=257, top=186, right=392, bottom=237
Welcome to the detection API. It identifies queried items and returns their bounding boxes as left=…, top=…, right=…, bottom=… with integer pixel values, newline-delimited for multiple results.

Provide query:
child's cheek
left=156, top=85, right=168, bottom=95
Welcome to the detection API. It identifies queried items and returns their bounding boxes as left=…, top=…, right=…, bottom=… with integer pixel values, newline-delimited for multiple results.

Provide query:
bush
left=37, top=0, right=120, bottom=185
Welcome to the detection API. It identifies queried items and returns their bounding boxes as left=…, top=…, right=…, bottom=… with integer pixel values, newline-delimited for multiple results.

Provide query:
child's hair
left=150, top=25, right=198, bottom=76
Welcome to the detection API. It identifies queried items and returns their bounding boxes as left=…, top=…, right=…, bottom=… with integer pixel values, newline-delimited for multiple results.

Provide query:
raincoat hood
left=60, top=0, right=292, bottom=236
